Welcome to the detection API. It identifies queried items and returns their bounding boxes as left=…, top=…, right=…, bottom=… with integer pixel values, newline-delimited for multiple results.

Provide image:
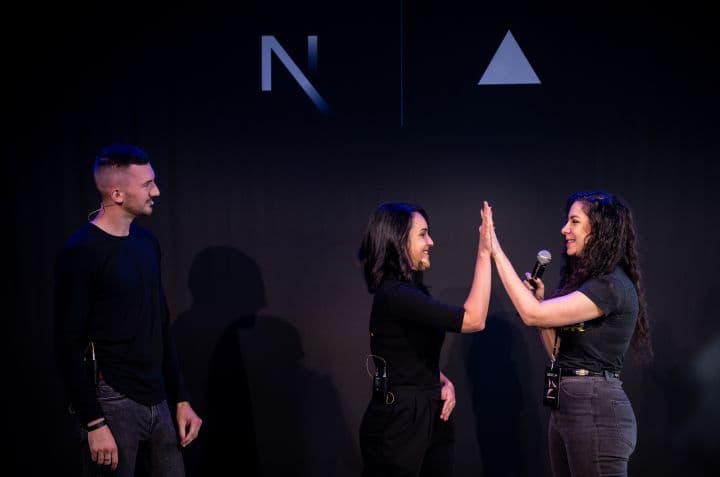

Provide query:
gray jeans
left=548, top=376, right=637, bottom=477
left=81, top=381, right=185, bottom=477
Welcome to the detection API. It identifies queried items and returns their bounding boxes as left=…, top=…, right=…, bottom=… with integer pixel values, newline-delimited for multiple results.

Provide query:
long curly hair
left=358, top=202, right=428, bottom=293
left=556, top=191, right=652, bottom=359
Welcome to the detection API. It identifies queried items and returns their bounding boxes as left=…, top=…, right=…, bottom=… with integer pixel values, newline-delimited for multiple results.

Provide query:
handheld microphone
left=529, top=250, right=552, bottom=287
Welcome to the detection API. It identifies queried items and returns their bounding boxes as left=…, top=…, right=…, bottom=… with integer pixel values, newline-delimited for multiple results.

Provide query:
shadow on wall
left=466, top=303, right=549, bottom=477
left=172, top=247, right=263, bottom=476
left=172, top=246, right=359, bottom=477
left=441, top=289, right=550, bottom=477
left=649, top=300, right=720, bottom=476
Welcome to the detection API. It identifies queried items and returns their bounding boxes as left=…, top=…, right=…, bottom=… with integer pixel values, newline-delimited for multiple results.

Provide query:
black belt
left=375, top=384, right=441, bottom=404
left=560, top=368, right=619, bottom=378
left=390, top=384, right=441, bottom=398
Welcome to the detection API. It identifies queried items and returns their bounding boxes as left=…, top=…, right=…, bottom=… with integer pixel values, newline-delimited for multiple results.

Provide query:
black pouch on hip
left=372, top=366, right=388, bottom=404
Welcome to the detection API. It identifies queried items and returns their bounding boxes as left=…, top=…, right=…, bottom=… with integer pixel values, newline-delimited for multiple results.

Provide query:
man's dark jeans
left=80, top=381, right=185, bottom=477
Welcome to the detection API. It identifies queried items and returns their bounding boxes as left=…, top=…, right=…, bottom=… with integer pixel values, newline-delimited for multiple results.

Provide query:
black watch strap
left=86, top=420, right=107, bottom=432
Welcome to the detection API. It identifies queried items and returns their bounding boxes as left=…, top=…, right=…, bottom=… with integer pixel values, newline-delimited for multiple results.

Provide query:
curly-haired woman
left=488, top=191, right=651, bottom=477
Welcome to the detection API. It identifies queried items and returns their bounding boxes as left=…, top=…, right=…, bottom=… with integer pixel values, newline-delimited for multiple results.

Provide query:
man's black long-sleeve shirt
left=54, top=222, right=189, bottom=424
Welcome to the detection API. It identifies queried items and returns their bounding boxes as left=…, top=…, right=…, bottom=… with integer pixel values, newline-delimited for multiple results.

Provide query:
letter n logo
left=261, top=35, right=329, bottom=113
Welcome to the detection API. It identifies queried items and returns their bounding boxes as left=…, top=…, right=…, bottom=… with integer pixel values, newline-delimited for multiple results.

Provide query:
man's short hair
left=94, top=143, right=149, bottom=174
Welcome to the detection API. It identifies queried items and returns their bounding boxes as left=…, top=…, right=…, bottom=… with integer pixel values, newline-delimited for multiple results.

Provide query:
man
left=55, top=144, right=202, bottom=476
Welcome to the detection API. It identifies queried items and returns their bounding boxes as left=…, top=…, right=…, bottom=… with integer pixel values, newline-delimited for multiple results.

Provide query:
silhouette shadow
left=172, top=246, right=264, bottom=476
left=440, top=288, right=549, bottom=477
left=242, top=316, right=360, bottom=476
left=466, top=309, right=537, bottom=476
left=173, top=246, right=359, bottom=476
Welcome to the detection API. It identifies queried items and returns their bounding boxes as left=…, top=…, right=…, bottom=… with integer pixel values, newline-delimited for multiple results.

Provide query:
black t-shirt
left=54, top=223, right=188, bottom=423
left=557, top=267, right=639, bottom=373
left=369, top=279, right=464, bottom=387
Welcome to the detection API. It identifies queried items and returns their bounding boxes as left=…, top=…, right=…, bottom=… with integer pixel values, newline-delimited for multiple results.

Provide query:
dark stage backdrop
left=7, top=2, right=718, bottom=476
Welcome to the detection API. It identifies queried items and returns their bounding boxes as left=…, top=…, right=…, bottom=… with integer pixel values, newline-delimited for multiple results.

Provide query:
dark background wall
left=7, top=2, right=718, bottom=476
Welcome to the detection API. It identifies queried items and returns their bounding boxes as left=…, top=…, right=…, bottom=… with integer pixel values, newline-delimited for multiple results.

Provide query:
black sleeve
left=53, top=245, right=103, bottom=424
left=578, top=274, right=623, bottom=316
left=380, top=282, right=464, bottom=332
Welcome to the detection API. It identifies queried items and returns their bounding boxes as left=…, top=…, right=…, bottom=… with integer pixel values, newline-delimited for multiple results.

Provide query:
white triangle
left=478, top=30, right=540, bottom=85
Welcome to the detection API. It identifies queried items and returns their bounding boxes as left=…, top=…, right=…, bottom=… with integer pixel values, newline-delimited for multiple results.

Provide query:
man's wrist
left=86, top=418, right=107, bottom=432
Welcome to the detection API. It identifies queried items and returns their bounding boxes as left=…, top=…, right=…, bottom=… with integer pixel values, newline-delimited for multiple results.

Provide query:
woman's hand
left=482, top=201, right=503, bottom=258
left=479, top=201, right=494, bottom=257
left=523, top=272, right=545, bottom=301
left=439, top=372, right=456, bottom=421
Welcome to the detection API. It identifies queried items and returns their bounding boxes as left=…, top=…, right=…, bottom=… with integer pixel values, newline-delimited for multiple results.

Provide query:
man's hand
left=87, top=420, right=118, bottom=471
left=176, top=401, right=202, bottom=447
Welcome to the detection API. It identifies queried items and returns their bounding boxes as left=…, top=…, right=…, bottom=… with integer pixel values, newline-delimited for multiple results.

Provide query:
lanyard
left=550, top=330, right=560, bottom=369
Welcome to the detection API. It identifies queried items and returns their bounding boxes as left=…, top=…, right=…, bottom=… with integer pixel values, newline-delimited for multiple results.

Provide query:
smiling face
left=561, top=201, right=592, bottom=257
left=119, top=163, right=160, bottom=217
left=407, top=211, right=434, bottom=271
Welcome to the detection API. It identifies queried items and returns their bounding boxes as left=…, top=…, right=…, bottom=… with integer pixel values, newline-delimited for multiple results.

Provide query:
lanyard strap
left=550, top=330, right=560, bottom=368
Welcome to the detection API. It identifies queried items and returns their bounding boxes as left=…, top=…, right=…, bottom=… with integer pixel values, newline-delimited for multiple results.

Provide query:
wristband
left=86, top=420, right=107, bottom=432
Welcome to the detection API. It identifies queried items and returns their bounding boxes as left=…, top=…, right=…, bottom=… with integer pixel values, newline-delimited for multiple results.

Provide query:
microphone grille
left=537, top=249, right=552, bottom=265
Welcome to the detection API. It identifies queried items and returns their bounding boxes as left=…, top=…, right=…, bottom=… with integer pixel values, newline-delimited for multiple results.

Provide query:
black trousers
left=359, top=385, right=455, bottom=477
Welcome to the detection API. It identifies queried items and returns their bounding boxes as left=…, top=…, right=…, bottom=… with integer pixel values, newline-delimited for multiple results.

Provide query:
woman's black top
left=369, top=278, right=464, bottom=387
left=557, top=267, right=639, bottom=373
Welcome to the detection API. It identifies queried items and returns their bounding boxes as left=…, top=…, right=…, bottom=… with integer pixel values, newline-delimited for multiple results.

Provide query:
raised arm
left=487, top=206, right=603, bottom=328
left=460, top=202, right=493, bottom=332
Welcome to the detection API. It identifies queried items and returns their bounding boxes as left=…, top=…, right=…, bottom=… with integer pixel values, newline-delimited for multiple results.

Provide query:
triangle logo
left=478, top=30, right=541, bottom=85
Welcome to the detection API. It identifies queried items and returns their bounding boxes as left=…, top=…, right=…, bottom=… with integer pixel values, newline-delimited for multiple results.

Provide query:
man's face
left=120, top=163, right=160, bottom=217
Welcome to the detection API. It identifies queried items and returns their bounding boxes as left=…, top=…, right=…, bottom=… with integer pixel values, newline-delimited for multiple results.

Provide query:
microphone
left=529, top=250, right=552, bottom=287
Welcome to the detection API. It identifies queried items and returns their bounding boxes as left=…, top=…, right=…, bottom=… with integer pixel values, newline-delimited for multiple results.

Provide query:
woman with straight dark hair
left=487, top=191, right=651, bottom=477
left=357, top=201, right=493, bottom=476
